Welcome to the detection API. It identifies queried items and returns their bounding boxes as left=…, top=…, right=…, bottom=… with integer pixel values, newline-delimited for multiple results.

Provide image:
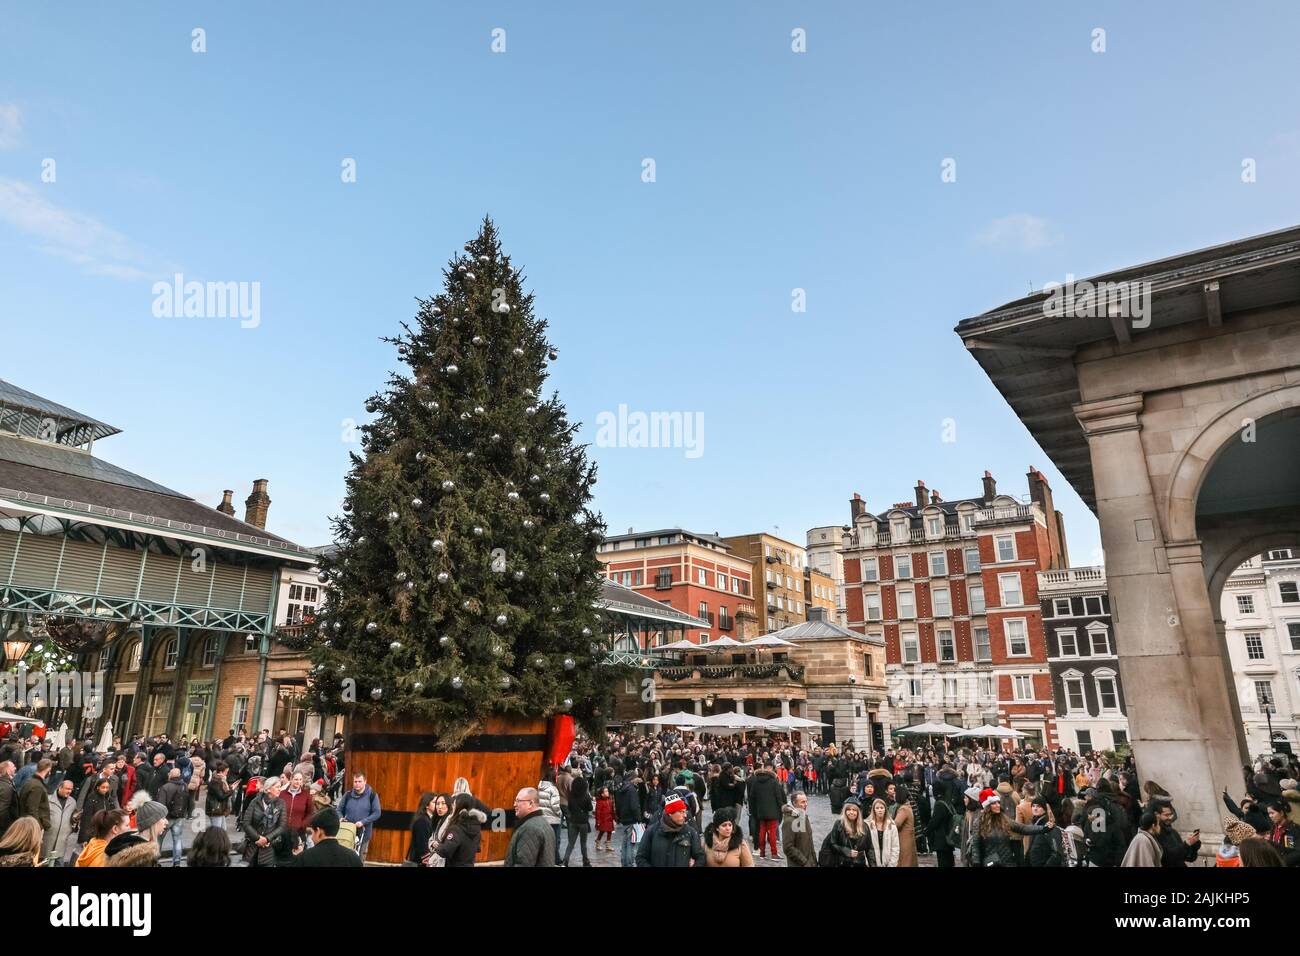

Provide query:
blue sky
left=2, top=3, right=1299, bottom=562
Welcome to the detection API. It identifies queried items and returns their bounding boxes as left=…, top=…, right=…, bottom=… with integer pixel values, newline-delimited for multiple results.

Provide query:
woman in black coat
left=563, top=775, right=593, bottom=866
left=434, top=794, right=487, bottom=867
left=968, top=796, right=1048, bottom=867
left=406, top=791, right=437, bottom=865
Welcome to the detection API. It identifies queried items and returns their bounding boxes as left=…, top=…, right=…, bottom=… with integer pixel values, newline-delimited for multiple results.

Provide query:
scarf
left=660, top=813, right=684, bottom=834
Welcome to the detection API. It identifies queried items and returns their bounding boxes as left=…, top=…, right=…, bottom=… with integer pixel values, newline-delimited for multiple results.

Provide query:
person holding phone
left=1151, top=799, right=1201, bottom=866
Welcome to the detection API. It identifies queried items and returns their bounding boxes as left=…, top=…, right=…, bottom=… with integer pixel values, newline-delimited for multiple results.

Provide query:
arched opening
left=1194, top=407, right=1300, bottom=765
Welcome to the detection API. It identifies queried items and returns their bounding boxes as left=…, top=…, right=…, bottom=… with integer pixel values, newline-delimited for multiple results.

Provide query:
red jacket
left=594, top=796, right=616, bottom=833
left=280, top=788, right=314, bottom=833
left=119, top=764, right=137, bottom=806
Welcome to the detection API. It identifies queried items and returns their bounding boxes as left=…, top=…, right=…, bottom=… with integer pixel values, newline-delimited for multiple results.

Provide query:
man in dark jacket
left=504, top=787, right=555, bottom=867
left=0, top=759, right=16, bottom=839
left=1025, top=798, right=1064, bottom=866
left=1152, top=800, right=1200, bottom=866
left=746, top=762, right=787, bottom=859
left=636, top=796, right=705, bottom=868
left=926, top=783, right=960, bottom=868
left=155, top=767, right=193, bottom=867
left=17, top=758, right=53, bottom=833
left=614, top=770, right=643, bottom=868
left=285, top=808, right=362, bottom=867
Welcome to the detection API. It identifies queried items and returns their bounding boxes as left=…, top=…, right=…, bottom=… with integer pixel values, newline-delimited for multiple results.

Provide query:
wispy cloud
left=0, top=103, right=21, bottom=148
left=0, top=178, right=167, bottom=280
left=975, top=213, right=1061, bottom=251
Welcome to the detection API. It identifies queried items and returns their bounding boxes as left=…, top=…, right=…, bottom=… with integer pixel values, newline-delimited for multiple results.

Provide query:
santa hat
left=981, top=793, right=1002, bottom=809
left=663, top=795, right=688, bottom=815
left=979, top=787, right=996, bottom=806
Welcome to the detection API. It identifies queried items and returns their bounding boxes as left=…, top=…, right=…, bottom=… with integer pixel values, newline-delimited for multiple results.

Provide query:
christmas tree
left=306, top=217, right=609, bottom=747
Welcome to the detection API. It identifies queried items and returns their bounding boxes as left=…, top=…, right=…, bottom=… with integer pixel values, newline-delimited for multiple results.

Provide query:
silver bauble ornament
left=499, top=675, right=511, bottom=688
left=507, top=491, right=520, bottom=501
left=317, top=572, right=330, bottom=584
left=513, top=570, right=525, bottom=581
left=437, top=572, right=450, bottom=584
left=342, top=501, right=352, bottom=513
left=370, top=688, right=382, bottom=700
left=496, top=614, right=508, bottom=625
left=390, top=641, right=402, bottom=652
left=366, top=622, right=379, bottom=634
left=563, top=698, right=574, bottom=710
left=405, top=580, right=414, bottom=590
left=490, top=433, right=501, bottom=441
left=492, top=643, right=503, bottom=655
left=411, top=497, right=423, bottom=508
left=522, top=519, right=534, bottom=529
left=439, top=635, right=451, bottom=647
left=477, top=254, right=488, bottom=263
left=512, top=347, right=524, bottom=357
left=413, top=681, right=423, bottom=691
left=332, top=621, right=342, bottom=632
left=356, top=535, right=367, bottom=545
left=582, top=627, right=592, bottom=637
left=441, top=480, right=455, bottom=491
left=524, top=388, right=536, bottom=399
left=539, top=493, right=550, bottom=502
left=472, top=335, right=484, bottom=346
left=589, top=642, right=601, bottom=655
left=457, top=263, right=466, bottom=272
left=472, top=526, right=484, bottom=536
left=395, top=571, right=407, bottom=582
left=563, top=657, right=576, bottom=670
left=534, top=656, right=546, bottom=668
left=517, top=445, right=528, bottom=455
left=445, top=364, right=459, bottom=375
left=460, top=412, right=470, bottom=421
left=466, top=272, right=475, bottom=279
left=474, top=406, right=485, bottom=415
left=431, top=539, right=445, bottom=552
left=499, top=303, right=511, bottom=313
left=416, top=450, right=426, bottom=461
left=548, top=349, right=558, bottom=362
left=387, top=511, right=400, bottom=522
left=451, top=676, right=464, bottom=690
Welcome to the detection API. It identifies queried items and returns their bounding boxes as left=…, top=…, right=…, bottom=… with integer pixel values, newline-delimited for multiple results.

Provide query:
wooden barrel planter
left=346, top=713, right=546, bottom=865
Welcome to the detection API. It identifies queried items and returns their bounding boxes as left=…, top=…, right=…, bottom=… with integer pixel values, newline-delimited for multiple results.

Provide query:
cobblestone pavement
left=570, top=791, right=937, bottom=868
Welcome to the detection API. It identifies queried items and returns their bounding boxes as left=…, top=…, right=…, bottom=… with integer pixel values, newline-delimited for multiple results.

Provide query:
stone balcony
left=653, top=661, right=806, bottom=692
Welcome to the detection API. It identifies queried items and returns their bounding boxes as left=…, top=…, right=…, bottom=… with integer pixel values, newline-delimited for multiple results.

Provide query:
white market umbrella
left=695, top=712, right=774, bottom=730
left=0, top=709, right=44, bottom=727
left=696, top=636, right=746, bottom=651
left=745, top=635, right=798, bottom=648
left=656, top=639, right=700, bottom=652
left=954, top=724, right=1025, bottom=739
left=47, top=723, right=68, bottom=750
left=97, top=722, right=114, bottom=752
left=764, top=715, right=830, bottom=732
left=900, top=721, right=966, bottom=736
left=631, top=711, right=704, bottom=727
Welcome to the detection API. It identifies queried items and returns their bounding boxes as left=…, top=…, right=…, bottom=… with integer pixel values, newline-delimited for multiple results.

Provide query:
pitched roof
left=0, top=434, right=312, bottom=560
left=598, top=578, right=710, bottom=627
left=766, top=617, right=885, bottom=645
left=0, top=379, right=120, bottom=443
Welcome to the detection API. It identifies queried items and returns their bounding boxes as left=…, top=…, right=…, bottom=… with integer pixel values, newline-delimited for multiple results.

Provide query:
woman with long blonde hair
left=0, top=817, right=45, bottom=867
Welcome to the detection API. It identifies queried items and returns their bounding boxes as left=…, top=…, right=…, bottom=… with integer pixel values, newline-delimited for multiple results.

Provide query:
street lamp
left=3, top=628, right=32, bottom=669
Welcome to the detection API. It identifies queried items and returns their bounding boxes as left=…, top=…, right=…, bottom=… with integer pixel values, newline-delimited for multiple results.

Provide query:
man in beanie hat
left=635, top=794, right=704, bottom=868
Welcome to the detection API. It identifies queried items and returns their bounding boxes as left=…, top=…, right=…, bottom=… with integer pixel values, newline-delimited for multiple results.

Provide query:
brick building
left=597, top=529, right=756, bottom=643
left=839, top=469, right=1069, bottom=748
left=719, top=533, right=809, bottom=633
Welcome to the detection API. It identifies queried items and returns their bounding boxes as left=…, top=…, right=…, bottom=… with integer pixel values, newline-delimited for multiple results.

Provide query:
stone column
left=780, top=699, right=791, bottom=717
left=693, top=699, right=702, bottom=716
left=1075, top=394, right=1241, bottom=842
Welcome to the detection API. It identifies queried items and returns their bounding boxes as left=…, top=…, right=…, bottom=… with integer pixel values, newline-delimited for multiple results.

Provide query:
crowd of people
left=484, top=730, right=1300, bottom=868
left=2, top=722, right=1298, bottom=869
left=0, top=726, right=368, bottom=867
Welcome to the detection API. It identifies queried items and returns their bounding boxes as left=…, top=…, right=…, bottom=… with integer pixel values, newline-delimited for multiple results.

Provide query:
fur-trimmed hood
left=105, top=833, right=160, bottom=868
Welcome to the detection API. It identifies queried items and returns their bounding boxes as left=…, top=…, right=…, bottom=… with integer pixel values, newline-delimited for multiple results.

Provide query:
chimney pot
left=914, top=480, right=928, bottom=508
left=931, top=490, right=941, bottom=504
left=982, top=471, right=998, bottom=503
left=216, top=490, right=236, bottom=517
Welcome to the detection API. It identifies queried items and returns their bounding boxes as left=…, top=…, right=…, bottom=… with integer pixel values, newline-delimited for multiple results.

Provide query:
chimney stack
left=849, top=493, right=866, bottom=521
left=930, top=490, right=941, bottom=504
left=982, top=470, right=997, bottom=503
left=914, top=479, right=927, bottom=508
left=809, top=606, right=828, bottom=623
left=216, top=490, right=235, bottom=516
left=244, top=479, right=271, bottom=529
left=1026, top=466, right=1067, bottom=569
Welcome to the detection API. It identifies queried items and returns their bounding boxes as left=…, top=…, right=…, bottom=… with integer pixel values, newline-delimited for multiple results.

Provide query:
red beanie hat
left=664, top=795, right=688, bottom=815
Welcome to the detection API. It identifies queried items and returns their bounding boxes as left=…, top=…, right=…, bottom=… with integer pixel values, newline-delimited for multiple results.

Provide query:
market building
left=0, top=378, right=317, bottom=741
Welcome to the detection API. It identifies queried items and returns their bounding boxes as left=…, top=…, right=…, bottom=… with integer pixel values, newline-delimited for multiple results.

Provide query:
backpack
left=938, top=800, right=961, bottom=846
